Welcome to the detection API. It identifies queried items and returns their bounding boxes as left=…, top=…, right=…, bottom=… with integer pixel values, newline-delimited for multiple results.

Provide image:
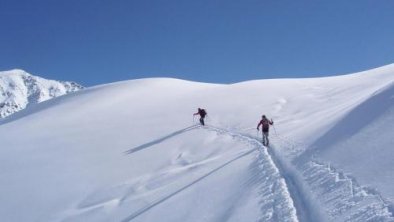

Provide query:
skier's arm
left=270, top=119, right=274, bottom=125
left=257, top=121, right=262, bottom=130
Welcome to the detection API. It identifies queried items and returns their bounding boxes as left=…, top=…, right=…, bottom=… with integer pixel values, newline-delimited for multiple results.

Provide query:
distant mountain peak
left=0, top=69, right=83, bottom=118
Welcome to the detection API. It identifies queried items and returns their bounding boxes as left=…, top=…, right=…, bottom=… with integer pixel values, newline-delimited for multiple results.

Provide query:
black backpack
left=200, top=109, right=207, bottom=117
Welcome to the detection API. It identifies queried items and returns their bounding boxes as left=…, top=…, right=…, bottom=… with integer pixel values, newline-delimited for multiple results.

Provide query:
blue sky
left=1, top=0, right=393, bottom=86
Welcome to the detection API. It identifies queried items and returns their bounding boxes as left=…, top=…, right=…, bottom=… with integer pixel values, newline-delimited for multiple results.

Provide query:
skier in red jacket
left=257, top=115, right=274, bottom=146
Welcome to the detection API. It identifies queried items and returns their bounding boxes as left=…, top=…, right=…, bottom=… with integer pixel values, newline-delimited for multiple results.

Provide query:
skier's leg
left=200, top=118, right=205, bottom=125
left=266, top=132, right=270, bottom=146
left=263, top=132, right=269, bottom=146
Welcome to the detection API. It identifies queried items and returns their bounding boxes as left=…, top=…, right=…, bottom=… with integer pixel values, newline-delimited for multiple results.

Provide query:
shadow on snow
left=124, top=125, right=199, bottom=155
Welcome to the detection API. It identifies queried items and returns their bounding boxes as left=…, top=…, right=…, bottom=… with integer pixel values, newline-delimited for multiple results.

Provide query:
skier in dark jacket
left=257, top=115, right=274, bottom=146
left=193, top=108, right=207, bottom=125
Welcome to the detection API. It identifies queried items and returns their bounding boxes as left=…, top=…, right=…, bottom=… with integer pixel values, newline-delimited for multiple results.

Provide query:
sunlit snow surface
left=0, top=65, right=393, bottom=222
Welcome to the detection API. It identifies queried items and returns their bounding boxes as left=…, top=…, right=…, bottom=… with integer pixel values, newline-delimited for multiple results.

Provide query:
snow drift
left=0, top=64, right=393, bottom=222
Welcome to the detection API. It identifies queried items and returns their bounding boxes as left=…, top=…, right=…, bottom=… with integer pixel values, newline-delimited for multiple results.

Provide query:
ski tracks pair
left=121, top=124, right=300, bottom=222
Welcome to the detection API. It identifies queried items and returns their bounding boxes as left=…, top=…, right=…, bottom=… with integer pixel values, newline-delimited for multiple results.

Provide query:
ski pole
left=272, top=124, right=278, bottom=137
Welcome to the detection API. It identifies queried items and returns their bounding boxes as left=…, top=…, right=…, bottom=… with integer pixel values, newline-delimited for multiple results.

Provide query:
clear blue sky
left=1, top=0, right=393, bottom=86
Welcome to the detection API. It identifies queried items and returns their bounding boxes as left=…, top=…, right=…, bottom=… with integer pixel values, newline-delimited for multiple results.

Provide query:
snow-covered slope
left=0, top=65, right=393, bottom=222
left=0, top=69, right=83, bottom=118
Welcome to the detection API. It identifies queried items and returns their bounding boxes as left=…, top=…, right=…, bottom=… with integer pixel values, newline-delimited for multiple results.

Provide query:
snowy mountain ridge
left=0, top=69, right=83, bottom=118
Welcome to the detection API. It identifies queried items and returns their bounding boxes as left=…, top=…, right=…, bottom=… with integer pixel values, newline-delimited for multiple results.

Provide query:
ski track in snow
left=119, top=125, right=299, bottom=222
left=205, top=125, right=394, bottom=222
left=63, top=124, right=299, bottom=222
left=63, top=124, right=394, bottom=222
left=297, top=160, right=394, bottom=222
left=273, top=135, right=394, bottom=222
left=204, top=125, right=299, bottom=222
left=120, top=149, right=256, bottom=222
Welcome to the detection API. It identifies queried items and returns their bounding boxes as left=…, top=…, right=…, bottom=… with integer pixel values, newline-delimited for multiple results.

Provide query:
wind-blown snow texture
left=0, top=64, right=393, bottom=222
left=0, top=69, right=83, bottom=118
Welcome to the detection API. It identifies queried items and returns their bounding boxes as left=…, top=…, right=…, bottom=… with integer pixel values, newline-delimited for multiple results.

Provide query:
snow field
left=1, top=64, right=394, bottom=221
left=58, top=126, right=298, bottom=222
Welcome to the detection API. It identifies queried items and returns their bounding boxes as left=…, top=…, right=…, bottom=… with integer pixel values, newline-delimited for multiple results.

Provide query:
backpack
left=200, top=109, right=207, bottom=117
left=261, top=119, right=270, bottom=131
